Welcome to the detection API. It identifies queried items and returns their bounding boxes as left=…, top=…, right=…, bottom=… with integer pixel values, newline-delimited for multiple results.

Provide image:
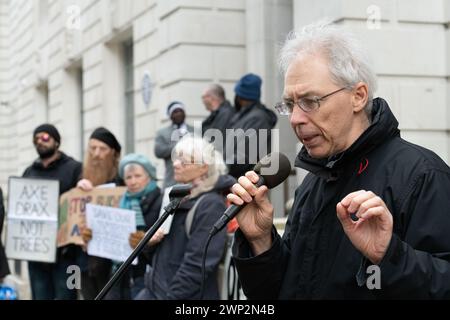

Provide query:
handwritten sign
left=57, top=187, right=126, bottom=247
left=7, top=177, right=58, bottom=222
left=85, top=204, right=136, bottom=263
left=6, top=177, right=59, bottom=262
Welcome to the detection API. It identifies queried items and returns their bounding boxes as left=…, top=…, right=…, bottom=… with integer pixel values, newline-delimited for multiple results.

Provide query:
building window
left=123, top=40, right=134, bottom=153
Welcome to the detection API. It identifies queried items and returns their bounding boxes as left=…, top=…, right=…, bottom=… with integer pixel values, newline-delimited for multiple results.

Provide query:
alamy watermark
left=367, top=5, right=381, bottom=30
left=366, top=265, right=381, bottom=290
left=66, top=265, right=81, bottom=290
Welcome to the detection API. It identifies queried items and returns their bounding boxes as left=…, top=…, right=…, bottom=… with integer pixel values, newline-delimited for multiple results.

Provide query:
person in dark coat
left=0, top=187, right=10, bottom=282
left=225, top=73, right=277, bottom=178
left=228, top=21, right=450, bottom=299
left=201, top=84, right=235, bottom=152
left=77, top=127, right=124, bottom=300
left=81, top=153, right=162, bottom=299
left=22, top=124, right=82, bottom=300
left=136, top=135, right=235, bottom=300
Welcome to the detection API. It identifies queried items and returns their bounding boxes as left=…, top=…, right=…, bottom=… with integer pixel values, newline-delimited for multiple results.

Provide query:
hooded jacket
left=232, top=98, right=450, bottom=299
left=144, top=174, right=236, bottom=300
left=225, top=102, right=278, bottom=178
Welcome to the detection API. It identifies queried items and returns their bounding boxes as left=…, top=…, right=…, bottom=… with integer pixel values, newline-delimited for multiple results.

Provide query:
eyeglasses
left=33, top=133, right=51, bottom=144
left=275, top=87, right=349, bottom=115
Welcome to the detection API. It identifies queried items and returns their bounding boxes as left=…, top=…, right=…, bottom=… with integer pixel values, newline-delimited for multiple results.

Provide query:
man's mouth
left=301, top=134, right=319, bottom=145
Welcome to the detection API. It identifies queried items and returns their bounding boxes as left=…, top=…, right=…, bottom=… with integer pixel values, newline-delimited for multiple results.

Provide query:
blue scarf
left=119, top=181, right=157, bottom=228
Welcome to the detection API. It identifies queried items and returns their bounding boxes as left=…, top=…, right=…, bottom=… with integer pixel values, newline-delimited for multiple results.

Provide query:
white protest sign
left=6, top=177, right=59, bottom=263
left=5, top=220, right=58, bottom=263
left=158, top=186, right=174, bottom=235
left=8, top=177, right=59, bottom=221
left=85, top=204, right=137, bottom=264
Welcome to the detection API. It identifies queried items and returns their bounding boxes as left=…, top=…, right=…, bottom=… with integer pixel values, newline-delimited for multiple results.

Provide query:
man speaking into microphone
left=228, top=20, right=450, bottom=299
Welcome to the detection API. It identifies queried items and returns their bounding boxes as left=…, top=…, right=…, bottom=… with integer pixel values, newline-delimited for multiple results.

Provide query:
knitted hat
left=234, top=73, right=262, bottom=101
left=33, top=124, right=61, bottom=144
left=119, top=153, right=157, bottom=180
left=90, top=127, right=121, bottom=153
left=167, top=101, right=185, bottom=117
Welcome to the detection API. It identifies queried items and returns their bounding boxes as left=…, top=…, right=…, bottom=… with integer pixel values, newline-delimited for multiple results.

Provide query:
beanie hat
left=167, top=101, right=185, bottom=117
left=90, top=127, right=122, bottom=153
left=119, top=153, right=157, bottom=180
left=234, top=73, right=262, bottom=101
left=33, top=124, right=61, bottom=144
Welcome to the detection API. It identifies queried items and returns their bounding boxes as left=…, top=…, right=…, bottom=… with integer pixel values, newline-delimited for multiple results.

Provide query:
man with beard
left=23, top=124, right=82, bottom=300
left=76, top=127, right=123, bottom=300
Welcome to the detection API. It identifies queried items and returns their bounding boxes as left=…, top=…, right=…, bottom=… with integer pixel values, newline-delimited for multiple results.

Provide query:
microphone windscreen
left=253, top=152, right=292, bottom=189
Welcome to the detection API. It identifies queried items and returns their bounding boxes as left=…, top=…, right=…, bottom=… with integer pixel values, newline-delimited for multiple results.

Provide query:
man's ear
left=352, top=82, right=369, bottom=113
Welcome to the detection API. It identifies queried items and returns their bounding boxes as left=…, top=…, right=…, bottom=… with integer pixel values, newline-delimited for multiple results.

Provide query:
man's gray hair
left=279, top=20, right=377, bottom=117
left=207, top=84, right=226, bottom=100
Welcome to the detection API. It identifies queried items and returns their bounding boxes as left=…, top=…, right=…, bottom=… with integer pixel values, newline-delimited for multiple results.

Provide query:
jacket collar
left=31, top=151, right=67, bottom=170
left=294, top=98, right=400, bottom=180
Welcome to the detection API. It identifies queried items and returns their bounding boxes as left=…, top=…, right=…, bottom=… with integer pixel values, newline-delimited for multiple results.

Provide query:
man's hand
left=129, top=229, right=165, bottom=249
left=227, top=171, right=274, bottom=255
left=77, top=179, right=94, bottom=191
left=81, top=227, right=93, bottom=243
left=336, top=190, right=393, bottom=265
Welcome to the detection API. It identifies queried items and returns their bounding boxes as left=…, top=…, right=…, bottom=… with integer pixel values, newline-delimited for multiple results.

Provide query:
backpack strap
left=185, top=194, right=208, bottom=239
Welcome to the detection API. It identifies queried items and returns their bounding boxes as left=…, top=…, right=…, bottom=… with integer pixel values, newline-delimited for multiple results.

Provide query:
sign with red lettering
left=57, top=187, right=126, bottom=247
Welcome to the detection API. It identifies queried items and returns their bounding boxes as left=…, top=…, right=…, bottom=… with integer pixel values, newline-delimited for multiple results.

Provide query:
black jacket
left=202, top=100, right=235, bottom=138
left=225, top=102, right=277, bottom=178
left=146, top=175, right=235, bottom=299
left=233, top=98, right=450, bottom=299
left=22, top=152, right=82, bottom=263
left=0, top=188, right=10, bottom=278
left=132, top=187, right=163, bottom=279
left=22, top=152, right=82, bottom=195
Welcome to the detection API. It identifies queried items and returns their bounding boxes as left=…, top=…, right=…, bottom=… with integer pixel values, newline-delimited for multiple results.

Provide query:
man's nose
left=93, top=148, right=101, bottom=157
left=290, top=104, right=309, bottom=125
left=173, top=159, right=181, bottom=168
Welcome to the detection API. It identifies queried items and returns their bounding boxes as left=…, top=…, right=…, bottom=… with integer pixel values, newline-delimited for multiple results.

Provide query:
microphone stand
left=95, top=196, right=186, bottom=300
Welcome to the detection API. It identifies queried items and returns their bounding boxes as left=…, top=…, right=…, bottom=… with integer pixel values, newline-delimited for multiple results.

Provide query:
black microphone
left=169, top=183, right=192, bottom=199
left=209, top=152, right=292, bottom=236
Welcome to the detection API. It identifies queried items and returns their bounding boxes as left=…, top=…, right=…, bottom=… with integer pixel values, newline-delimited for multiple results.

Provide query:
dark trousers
left=80, top=270, right=111, bottom=300
left=28, top=261, right=77, bottom=300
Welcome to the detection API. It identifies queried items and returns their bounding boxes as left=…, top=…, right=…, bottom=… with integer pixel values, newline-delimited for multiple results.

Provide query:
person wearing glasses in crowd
left=136, top=135, right=235, bottom=300
left=22, top=124, right=82, bottom=299
left=228, top=21, right=450, bottom=299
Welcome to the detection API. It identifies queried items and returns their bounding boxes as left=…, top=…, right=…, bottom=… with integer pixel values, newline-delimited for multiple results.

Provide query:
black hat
left=33, top=124, right=61, bottom=144
left=90, top=127, right=121, bottom=153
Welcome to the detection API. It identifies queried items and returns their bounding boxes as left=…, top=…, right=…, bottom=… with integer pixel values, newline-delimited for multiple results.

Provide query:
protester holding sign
left=136, top=135, right=235, bottom=300
left=76, top=127, right=124, bottom=300
left=22, top=124, right=82, bottom=300
left=0, top=187, right=10, bottom=282
left=82, top=154, right=163, bottom=299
